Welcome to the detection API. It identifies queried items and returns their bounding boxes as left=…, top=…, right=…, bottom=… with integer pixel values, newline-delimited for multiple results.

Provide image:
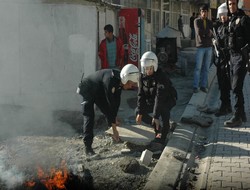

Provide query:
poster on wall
left=118, top=8, right=141, bottom=67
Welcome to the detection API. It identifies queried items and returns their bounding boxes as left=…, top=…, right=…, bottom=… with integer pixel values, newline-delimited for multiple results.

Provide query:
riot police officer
left=135, top=51, right=177, bottom=146
left=214, top=3, right=232, bottom=117
left=224, top=0, right=250, bottom=127
left=78, top=64, right=139, bottom=156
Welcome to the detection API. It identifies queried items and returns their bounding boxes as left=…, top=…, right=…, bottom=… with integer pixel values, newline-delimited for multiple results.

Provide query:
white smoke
left=0, top=105, right=79, bottom=141
left=0, top=148, right=25, bottom=189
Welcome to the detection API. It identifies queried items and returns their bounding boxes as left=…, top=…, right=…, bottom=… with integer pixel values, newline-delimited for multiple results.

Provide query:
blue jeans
left=193, top=47, right=212, bottom=89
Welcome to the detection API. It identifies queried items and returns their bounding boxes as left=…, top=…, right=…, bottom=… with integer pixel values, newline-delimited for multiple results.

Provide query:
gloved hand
left=152, top=118, right=160, bottom=130
left=136, top=114, right=142, bottom=125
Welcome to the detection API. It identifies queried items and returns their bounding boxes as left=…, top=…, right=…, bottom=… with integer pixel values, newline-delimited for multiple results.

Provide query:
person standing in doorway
left=223, top=0, right=250, bottom=127
left=178, top=15, right=185, bottom=39
left=193, top=4, right=213, bottom=93
left=98, top=24, right=124, bottom=69
left=190, top=12, right=196, bottom=40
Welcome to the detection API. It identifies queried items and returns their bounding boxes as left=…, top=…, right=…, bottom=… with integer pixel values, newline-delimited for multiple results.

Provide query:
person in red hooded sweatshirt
left=98, top=24, right=124, bottom=69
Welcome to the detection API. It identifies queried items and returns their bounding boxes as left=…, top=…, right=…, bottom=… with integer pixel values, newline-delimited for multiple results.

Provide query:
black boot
left=215, top=105, right=232, bottom=117
left=224, top=115, right=242, bottom=127
left=85, top=146, right=95, bottom=156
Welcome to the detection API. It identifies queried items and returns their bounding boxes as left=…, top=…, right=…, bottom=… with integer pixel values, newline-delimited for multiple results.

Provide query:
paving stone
left=106, top=124, right=155, bottom=146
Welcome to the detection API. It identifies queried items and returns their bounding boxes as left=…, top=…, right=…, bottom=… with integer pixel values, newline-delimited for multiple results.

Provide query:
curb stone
left=144, top=64, right=217, bottom=190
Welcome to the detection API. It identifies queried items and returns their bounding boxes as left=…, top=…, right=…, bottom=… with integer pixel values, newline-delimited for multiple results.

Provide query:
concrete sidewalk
left=203, top=74, right=250, bottom=189
left=144, top=49, right=217, bottom=190
left=144, top=62, right=250, bottom=189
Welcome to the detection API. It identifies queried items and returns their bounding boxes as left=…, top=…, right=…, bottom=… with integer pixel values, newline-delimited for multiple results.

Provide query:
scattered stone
left=77, top=164, right=84, bottom=172
left=121, top=148, right=132, bottom=154
left=119, top=157, right=140, bottom=173
left=172, top=151, right=186, bottom=161
left=140, top=149, right=153, bottom=166
left=181, top=115, right=213, bottom=128
left=192, top=176, right=198, bottom=181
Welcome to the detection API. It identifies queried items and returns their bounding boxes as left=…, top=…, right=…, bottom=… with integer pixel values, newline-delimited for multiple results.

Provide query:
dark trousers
left=135, top=105, right=170, bottom=142
left=179, top=28, right=185, bottom=38
left=82, top=100, right=95, bottom=148
left=216, top=61, right=231, bottom=108
left=230, top=53, right=247, bottom=117
left=82, top=96, right=110, bottom=148
left=190, top=27, right=195, bottom=40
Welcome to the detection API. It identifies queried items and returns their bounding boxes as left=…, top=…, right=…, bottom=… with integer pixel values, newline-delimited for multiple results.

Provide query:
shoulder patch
left=112, top=87, right=115, bottom=94
left=236, top=18, right=240, bottom=25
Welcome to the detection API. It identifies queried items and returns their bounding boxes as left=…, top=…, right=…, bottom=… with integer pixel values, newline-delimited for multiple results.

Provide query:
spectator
left=98, top=24, right=124, bottom=69
left=178, top=15, right=185, bottom=39
left=190, top=12, right=196, bottom=39
left=193, top=4, right=213, bottom=93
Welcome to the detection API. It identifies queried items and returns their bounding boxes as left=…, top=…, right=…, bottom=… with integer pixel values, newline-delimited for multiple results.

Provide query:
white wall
left=0, top=0, right=97, bottom=111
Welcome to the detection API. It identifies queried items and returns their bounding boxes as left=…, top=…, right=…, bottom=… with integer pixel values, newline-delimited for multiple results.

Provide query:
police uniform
left=80, top=69, right=122, bottom=149
left=136, top=68, right=176, bottom=144
left=225, top=8, right=250, bottom=126
left=214, top=20, right=232, bottom=116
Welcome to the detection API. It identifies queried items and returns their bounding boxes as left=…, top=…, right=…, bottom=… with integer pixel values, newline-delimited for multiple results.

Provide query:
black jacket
left=80, top=69, right=122, bottom=125
left=228, top=9, right=250, bottom=51
left=216, top=21, right=230, bottom=63
left=137, top=69, right=176, bottom=119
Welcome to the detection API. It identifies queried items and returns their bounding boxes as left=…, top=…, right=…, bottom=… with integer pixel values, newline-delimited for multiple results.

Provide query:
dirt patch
left=0, top=133, right=154, bottom=190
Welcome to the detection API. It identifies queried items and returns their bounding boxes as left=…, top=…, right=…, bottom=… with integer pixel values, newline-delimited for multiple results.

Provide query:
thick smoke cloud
left=0, top=148, right=25, bottom=189
left=0, top=105, right=78, bottom=141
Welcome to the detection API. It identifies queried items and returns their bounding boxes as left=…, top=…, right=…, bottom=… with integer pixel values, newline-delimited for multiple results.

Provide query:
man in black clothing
left=213, top=3, right=232, bottom=117
left=224, top=0, right=250, bottom=127
left=135, top=51, right=177, bottom=146
left=178, top=15, right=185, bottom=39
left=190, top=12, right=196, bottom=40
left=77, top=64, right=139, bottom=155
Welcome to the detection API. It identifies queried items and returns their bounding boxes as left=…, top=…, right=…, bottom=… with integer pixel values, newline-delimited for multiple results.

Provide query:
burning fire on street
left=18, top=159, right=93, bottom=190
left=0, top=136, right=94, bottom=190
left=24, top=161, right=69, bottom=190
left=17, top=161, right=93, bottom=190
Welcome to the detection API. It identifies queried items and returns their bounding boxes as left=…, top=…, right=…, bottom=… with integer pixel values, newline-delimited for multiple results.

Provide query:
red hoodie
left=98, top=36, right=124, bottom=69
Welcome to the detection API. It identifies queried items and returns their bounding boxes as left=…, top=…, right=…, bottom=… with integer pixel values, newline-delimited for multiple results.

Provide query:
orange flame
left=26, top=160, right=68, bottom=190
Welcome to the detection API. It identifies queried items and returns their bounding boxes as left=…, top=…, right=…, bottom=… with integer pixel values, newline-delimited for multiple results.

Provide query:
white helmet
left=217, top=3, right=227, bottom=19
left=120, top=64, right=139, bottom=84
left=140, top=51, right=158, bottom=74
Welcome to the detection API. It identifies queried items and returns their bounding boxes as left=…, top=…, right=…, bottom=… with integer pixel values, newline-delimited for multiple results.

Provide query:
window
left=146, top=9, right=151, bottom=23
